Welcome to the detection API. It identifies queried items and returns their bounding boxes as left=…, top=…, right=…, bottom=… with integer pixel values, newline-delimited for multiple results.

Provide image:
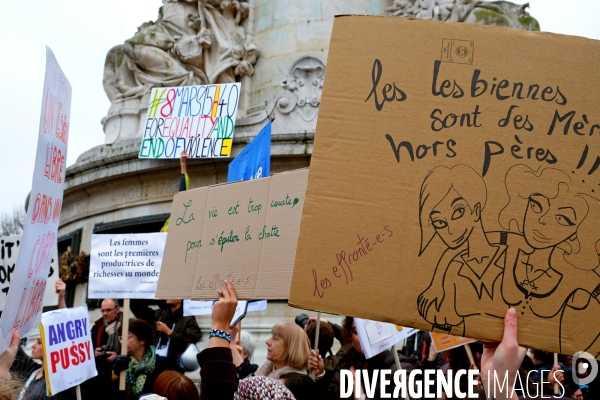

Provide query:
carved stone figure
left=264, top=56, right=325, bottom=138
left=388, top=0, right=540, bottom=30
left=274, top=56, right=325, bottom=122
left=102, top=0, right=257, bottom=142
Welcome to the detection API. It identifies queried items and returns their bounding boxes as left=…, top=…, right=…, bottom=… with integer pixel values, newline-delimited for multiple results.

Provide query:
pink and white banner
left=0, top=47, right=71, bottom=353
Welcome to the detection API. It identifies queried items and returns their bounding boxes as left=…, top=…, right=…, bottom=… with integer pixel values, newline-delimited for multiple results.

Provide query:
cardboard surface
left=157, top=168, right=309, bottom=300
left=430, top=333, right=475, bottom=353
left=289, top=16, right=600, bottom=357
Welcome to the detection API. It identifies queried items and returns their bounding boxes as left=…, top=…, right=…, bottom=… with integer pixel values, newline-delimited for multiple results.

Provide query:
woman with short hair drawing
left=416, top=164, right=508, bottom=337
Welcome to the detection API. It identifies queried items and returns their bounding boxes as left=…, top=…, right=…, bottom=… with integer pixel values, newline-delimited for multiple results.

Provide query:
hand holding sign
left=55, top=279, right=66, bottom=296
left=480, top=309, right=527, bottom=400
left=211, top=280, right=238, bottom=334
left=180, top=150, right=188, bottom=174
left=0, top=331, right=20, bottom=378
left=308, top=350, right=324, bottom=376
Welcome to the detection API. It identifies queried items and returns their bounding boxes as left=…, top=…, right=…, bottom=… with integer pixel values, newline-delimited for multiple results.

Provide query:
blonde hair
left=0, top=376, right=25, bottom=400
left=271, top=322, right=310, bottom=369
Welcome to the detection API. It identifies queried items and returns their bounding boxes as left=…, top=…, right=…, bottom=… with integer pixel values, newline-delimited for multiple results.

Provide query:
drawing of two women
left=416, top=164, right=600, bottom=356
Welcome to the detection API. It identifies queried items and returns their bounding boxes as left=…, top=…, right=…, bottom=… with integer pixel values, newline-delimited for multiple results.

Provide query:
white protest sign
left=0, top=48, right=71, bottom=354
left=40, top=307, right=97, bottom=396
left=184, top=300, right=267, bottom=318
left=355, top=317, right=418, bottom=359
left=89, top=233, right=167, bottom=299
left=0, top=235, right=59, bottom=311
left=139, top=83, right=241, bottom=159
left=247, top=300, right=268, bottom=313
left=364, top=320, right=393, bottom=345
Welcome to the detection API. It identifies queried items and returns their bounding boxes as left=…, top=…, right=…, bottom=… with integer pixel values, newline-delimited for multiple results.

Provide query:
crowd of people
left=0, top=279, right=596, bottom=400
left=0, top=154, right=597, bottom=399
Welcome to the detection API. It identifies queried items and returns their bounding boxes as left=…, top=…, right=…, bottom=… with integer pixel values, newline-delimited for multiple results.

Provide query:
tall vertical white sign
left=0, top=47, right=71, bottom=353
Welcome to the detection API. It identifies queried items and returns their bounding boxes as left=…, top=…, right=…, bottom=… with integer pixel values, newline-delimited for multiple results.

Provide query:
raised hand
left=480, top=309, right=526, bottom=400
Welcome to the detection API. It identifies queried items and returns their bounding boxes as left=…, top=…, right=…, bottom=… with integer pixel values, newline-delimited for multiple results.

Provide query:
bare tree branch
left=0, top=207, right=26, bottom=236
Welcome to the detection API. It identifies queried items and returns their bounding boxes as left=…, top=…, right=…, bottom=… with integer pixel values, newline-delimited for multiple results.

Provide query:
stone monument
left=388, top=0, right=539, bottom=30
left=102, top=0, right=258, bottom=143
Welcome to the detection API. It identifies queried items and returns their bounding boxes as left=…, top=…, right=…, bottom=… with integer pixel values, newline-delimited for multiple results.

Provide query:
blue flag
left=227, top=120, right=271, bottom=182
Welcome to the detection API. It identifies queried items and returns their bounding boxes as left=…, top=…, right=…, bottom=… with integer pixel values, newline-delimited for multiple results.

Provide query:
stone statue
left=388, top=0, right=540, bottom=30
left=267, top=56, right=325, bottom=124
left=102, top=0, right=257, bottom=143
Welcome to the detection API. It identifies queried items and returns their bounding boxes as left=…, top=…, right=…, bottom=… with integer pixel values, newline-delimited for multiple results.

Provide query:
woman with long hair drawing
left=498, top=165, right=600, bottom=354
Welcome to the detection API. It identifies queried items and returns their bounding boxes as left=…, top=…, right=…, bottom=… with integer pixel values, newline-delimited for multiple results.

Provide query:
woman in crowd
left=196, top=280, right=528, bottom=400
left=197, top=280, right=298, bottom=400
left=8, top=334, right=74, bottom=400
left=237, top=330, right=259, bottom=378
left=255, top=322, right=311, bottom=379
left=131, top=298, right=201, bottom=372
left=113, top=319, right=166, bottom=400
left=227, top=323, right=259, bottom=380
left=153, top=370, right=200, bottom=400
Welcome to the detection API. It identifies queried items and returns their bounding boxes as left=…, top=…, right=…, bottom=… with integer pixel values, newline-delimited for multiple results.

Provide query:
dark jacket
left=10, top=345, right=75, bottom=400
left=198, top=347, right=237, bottom=400
left=325, top=346, right=416, bottom=399
left=236, top=358, right=259, bottom=380
left=130, top=301, right=201, bottom=371
left=115, top=350, right=167, bottom=400
left=90, top=313, right=123, bottom=351
left=84, top=314, right=123, bottom=400
left=403, top=330, right=445, bottom=368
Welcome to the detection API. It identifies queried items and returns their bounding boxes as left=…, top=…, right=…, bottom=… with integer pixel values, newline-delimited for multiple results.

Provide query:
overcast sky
left=0, top=0, right=598, bottom=215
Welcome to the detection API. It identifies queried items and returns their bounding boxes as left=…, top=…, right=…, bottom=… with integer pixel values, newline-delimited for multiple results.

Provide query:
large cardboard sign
left=156, top=169, right=308, bottom=300
left=0, top=48, right=71, bottom=354
left=289, top=16, right=600, bottom=357
left=89, top=233, right=167, bottom=299
left=0, top=235, right=59, bottom=311
left=139, top=83, right=241, bottom=159
left=40, top=307, right=97, bottom=395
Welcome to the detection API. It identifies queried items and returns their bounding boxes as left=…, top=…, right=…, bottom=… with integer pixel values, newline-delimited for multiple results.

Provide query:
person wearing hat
left=113, top=319, right=166, bottom=400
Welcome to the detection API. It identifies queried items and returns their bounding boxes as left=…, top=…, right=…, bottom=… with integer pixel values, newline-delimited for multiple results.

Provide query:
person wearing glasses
left=57, top=279, right=122, bottom=400
left=91, top=299, right=123, bottom=399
